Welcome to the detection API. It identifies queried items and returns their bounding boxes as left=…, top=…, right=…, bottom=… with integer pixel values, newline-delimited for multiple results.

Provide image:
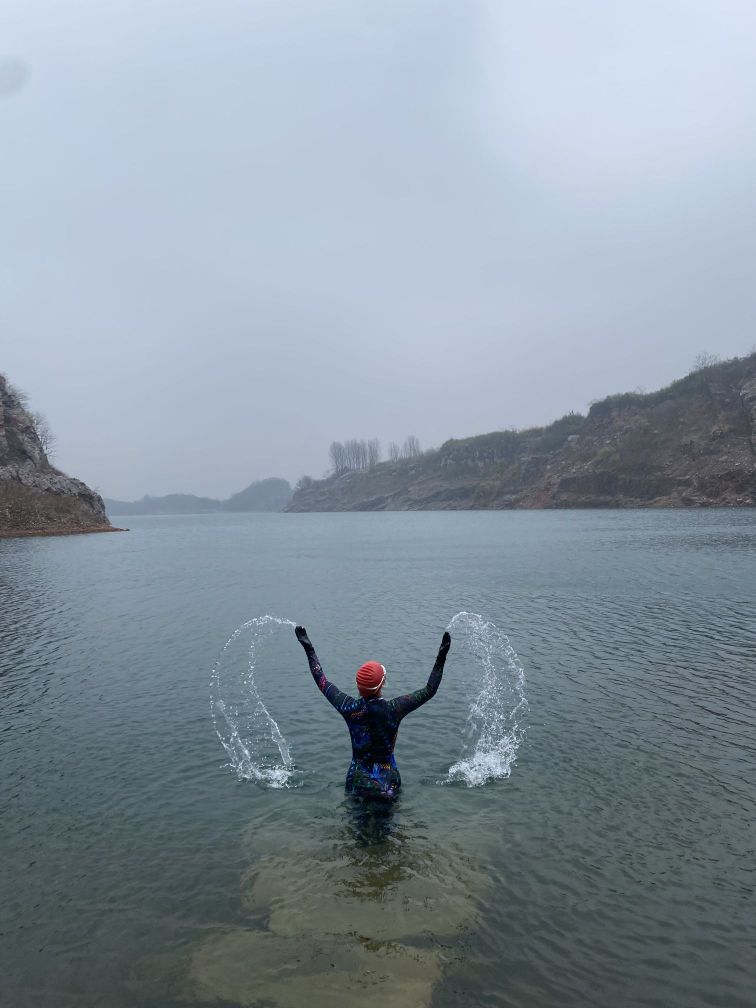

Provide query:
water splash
left=445, top=611, right=529, bottom=786
left=210, top=615, right=298, bottom=787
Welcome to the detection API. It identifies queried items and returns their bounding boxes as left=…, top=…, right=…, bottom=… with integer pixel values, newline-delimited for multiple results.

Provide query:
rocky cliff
left=0, top=374, right=113, bottom=537
left=288, top=353, right=756, bottom=511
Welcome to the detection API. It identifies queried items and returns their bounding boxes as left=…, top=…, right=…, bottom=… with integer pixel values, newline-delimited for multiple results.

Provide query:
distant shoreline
left=105, top=504, right=756, bottom=517
left=0, top=524, right=127, bottom=540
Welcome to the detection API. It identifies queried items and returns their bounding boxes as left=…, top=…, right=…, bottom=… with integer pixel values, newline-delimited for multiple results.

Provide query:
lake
left=1, top=510, right=754, bottom=1008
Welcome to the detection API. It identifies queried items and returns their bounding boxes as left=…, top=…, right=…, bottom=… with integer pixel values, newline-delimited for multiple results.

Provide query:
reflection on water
left=340, top=793, right=399, bottom=849
left=183, top=802, right=487, bottom=1007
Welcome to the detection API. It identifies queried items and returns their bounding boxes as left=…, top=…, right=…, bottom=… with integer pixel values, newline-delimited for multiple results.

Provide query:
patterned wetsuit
left=301, top=641, right=446, bottom=799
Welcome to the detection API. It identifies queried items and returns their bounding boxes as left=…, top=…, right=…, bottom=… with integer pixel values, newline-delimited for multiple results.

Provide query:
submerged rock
left=178, top=813, right=490, bottom=1008
left=186, top=929, right=442, bottom=1008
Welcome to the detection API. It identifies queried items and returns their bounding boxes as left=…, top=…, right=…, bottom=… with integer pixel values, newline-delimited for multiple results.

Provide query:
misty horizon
left=93, top=349, right=752, bottom=502
left=3, top=1, right=756, bottom=499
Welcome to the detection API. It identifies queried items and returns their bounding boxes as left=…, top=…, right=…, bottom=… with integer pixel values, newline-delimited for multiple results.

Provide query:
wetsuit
left=296, top=630, right=449, bottom=799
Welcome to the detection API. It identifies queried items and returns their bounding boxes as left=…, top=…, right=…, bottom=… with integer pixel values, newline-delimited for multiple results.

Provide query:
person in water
left=294, top=625, right=451, bottom=800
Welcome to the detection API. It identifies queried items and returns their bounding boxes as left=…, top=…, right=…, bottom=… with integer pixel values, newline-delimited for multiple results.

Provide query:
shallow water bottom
left=171, top=808, right=488, bottom=1007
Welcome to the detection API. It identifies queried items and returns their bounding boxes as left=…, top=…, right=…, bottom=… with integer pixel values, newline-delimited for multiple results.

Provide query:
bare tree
left=343, top=438, right=367, bottom=470
left=3, top=380, right=56, bottom=458
left=7, top=381, right=30, bottom=409
left=690, top=352, right=720, bottom=373
left=329, top=437, right=382, bottom=474
left=295, top=475, right=313, bottom=491
left=388, top=441, right=400, bottom=462
left=30, top=410, right=55, bottom=458
left=402, top=434, right=421, bottom=459
left=329, top=441, right=347, bottom=475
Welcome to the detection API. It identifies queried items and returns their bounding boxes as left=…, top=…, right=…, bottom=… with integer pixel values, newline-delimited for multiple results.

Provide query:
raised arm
left=391, top=631, right=450, bottom=719
left=295, top=625, right=357, bottom=714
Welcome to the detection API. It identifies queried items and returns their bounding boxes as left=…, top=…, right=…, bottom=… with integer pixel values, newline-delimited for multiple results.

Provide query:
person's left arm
left=295, top=625, right=357, bottom=713
left=391, top=631, right=451, bottom=719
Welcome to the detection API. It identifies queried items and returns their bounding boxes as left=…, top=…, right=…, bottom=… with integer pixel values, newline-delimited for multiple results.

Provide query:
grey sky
left=2, top=0, right=755, bottom=499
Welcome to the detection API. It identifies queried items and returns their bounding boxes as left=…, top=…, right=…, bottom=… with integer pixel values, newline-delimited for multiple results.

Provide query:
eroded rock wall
left=0, top=374, right=112, bottom=537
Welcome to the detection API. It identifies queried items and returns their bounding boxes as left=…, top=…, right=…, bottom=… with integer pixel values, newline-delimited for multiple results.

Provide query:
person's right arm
left=392, top=631, right=450, bottom=718
left=294, top=625, right=357, bottom=713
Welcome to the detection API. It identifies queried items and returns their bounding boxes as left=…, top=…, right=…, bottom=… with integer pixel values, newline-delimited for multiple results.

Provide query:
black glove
left=438, top=631, right=451, bottom=657
left=295, top=625, right=312, bottom=649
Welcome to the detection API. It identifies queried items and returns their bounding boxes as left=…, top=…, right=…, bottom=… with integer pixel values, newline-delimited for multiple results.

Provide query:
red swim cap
left=356, top=661, right=386, bottom=697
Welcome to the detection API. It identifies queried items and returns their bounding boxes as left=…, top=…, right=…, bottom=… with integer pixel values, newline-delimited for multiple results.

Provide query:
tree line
left=328, top=435, right=422, bottom=475
left=329, top=438, right=381, bottom=475
left=296, top=435, right=423, bottom=490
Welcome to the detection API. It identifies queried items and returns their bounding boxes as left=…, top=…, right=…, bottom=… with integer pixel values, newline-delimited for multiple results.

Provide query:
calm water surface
left=1, top=511, right=754, bottom=1007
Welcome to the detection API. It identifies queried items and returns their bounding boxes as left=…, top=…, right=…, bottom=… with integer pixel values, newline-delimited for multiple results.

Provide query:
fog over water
left=2, top=1, right=756, bottom=498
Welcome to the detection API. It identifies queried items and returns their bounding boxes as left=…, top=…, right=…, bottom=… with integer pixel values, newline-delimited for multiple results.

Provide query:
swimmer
left=294, top=625, right=451, bottom=799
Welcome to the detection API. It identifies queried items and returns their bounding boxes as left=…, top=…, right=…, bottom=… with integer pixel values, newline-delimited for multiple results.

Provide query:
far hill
left=287, top=353, right=756, bottom=511
left=106, top=477, right=292, bottom=516
left=223, top=478, right=293, bottom=512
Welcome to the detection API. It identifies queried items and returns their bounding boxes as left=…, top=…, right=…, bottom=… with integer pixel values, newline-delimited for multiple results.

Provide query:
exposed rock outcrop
left=288, top=353, right=756, bottom=511
left=0, top=374, right=113, bottom=537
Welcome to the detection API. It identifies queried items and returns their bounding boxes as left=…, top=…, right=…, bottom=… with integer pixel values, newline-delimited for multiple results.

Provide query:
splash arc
left=445, top=611, right=529, bottom=786
left=210, top=615, right=298, bottom=788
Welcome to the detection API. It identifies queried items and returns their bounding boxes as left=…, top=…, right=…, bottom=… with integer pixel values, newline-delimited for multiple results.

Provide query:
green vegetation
left=588, top=351, right=756, bottom=419
left=531, top=412, right=586, bottom=452
left=440, top=412, right=586, bottom=460
left=592, top=446, right=620, bottom=469
left=440, top=429, right=520, bottom=458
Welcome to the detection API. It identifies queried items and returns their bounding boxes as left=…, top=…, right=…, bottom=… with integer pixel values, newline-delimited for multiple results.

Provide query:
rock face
left=0, top=374, right=112, bottom=537
left=288, top=353, right=756, bottom=511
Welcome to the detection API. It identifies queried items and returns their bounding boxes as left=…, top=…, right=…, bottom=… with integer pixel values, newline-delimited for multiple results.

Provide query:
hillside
left=0, top=374, right=113, bottom=537
left=105, top=478, right=292, bottom=516
left=104, top=493, right=220, bottom=516
left=288, top=354, right=756, bottom=511
left=223, top=478, right=292, bottom=512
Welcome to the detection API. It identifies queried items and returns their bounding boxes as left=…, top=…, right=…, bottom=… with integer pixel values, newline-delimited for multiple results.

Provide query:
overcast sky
left=2, top=0, right=756, bottom=499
